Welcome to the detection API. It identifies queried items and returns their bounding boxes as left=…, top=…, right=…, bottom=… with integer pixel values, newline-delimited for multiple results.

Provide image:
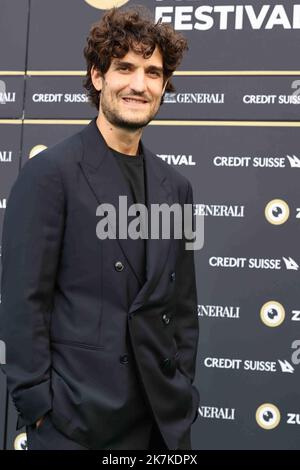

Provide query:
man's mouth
left=122, top=97, right=148, bottom=105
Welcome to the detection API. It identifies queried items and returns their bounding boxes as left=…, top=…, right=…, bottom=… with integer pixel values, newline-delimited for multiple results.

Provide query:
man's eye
left=116, top=67, right=160, bottom=76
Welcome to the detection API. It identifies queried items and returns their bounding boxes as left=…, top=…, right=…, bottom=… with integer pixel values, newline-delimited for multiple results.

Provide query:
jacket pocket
left=51, top=339, right=105, bottom=350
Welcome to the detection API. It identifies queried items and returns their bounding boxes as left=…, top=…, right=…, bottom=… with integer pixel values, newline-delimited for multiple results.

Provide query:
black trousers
left=26, top=412, right=170, bottom=450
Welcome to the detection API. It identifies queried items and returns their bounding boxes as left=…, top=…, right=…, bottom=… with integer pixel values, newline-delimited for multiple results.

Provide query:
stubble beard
left=100, top=91, right=159, bottom=131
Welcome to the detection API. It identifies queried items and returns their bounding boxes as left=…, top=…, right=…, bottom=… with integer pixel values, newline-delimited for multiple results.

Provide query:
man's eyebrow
left=113, top=60, right=163, bottom=73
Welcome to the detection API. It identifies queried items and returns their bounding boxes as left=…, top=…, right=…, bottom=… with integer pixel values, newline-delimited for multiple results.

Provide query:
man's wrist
left=35, top=415, right=45, bottom=428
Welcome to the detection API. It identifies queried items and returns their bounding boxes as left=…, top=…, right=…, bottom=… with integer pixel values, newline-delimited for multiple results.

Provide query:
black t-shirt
left=110, top=145, right=146, bottom=207
left=109, top=145, right=160, bottom=433
left=109, top=144, right=147, bottom=276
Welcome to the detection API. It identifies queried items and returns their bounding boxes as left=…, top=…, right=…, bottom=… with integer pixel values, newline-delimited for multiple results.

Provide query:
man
left=0, top=6, right=200, bottom=450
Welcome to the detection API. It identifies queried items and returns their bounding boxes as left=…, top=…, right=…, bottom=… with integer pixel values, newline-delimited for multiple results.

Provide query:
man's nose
left=129, top=70, right=147, bottom=93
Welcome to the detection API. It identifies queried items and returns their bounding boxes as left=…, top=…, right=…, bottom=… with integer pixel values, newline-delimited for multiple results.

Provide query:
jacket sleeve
left=0, top=154, right=65, bottom=430
left=175, top=181, right=199, bottom=423
left=174, top=180, right=199, bottom=421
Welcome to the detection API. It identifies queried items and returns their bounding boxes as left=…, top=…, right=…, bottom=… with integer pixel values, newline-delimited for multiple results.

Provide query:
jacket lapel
left=129, top=139, right=173, bottom=315
left=78, top=118, right=173, bottom=315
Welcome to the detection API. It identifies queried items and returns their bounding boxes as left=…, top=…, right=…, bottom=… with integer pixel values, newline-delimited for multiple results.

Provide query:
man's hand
left=35, top=416, right=45, bottom=429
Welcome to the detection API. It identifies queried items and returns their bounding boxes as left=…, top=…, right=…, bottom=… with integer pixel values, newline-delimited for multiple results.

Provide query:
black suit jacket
left=0, top=117, right=200, bottom=450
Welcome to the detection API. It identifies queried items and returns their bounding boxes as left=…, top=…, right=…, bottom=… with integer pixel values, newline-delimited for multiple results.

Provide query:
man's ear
left=91, top=65, right=103, bottom=92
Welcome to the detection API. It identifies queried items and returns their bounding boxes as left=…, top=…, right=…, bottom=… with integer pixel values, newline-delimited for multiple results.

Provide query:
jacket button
left=161, top=357, right=176, bottom=377
left=115, top=261, right=124, bottom=272
left=170, top=272, right=176, bottom=282
left=120, top=354, right=128, bottom=364
left=162, top=313, right=170, bottom=325
left=161, top=357, right=171, bottom=369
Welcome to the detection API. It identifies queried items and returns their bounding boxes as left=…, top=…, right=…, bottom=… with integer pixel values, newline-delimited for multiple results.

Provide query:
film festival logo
left=29, top=145, right=48, bottom=159
left=256, top=403, right=281, bottom=430
left=14, top=433, right=28, bottom=451
left=264, top=199, right=290, bottom=225
left=265, top=196, right=300, bottom=228
left=260, top=301, right=286, bottom=328
left=84, top=0, right=129, bottom=9
left=95, top=196, right=204, bottom=251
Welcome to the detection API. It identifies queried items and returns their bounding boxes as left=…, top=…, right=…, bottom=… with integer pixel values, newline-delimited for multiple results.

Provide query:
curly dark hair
left=83, top=4, right=188, bottom=109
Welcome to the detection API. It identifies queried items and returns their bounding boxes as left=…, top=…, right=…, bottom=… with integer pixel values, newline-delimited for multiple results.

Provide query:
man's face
left=92, top=45, right=168, bottom=130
